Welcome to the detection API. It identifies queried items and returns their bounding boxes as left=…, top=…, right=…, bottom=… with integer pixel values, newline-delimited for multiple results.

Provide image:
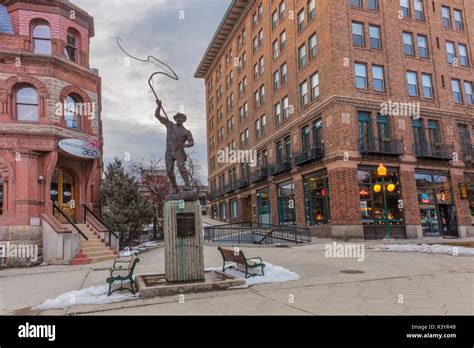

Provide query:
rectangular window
left=299, top=44, right=307, bottom=68
left=273, top=70, right=280, bottom=91
left=284, top=136, right=292, bottom=161
left=309, top=33, right=317, bottom=58
left=310, top=72, right=319, bottom=99
left=355, top=63, right=367, bottom=89
left=358, top=111, right=372, bottom=151
left=464, top=81, right=473, bottom=105
left=400, top=0, right=410, bottom=18
left=352, top=0, right=362, bottom=7
left=272, top=40, right=279, bottom=59
left=368, top=0, right=378, bottom=10
left=308, top=0, right=316, bottom=20
left=258, top=29, right=264, bottom=47
left=230, top=200, right=237, bottom=219
left=279, top=1, right=286, bottom=20
left=275, top=102, right=282, bottom=124
left=403, top=32, right=414, bottom=56
left=298, top=10, right=305, bottom=32
left=407, top=71, right=419, bottom=96
left=459, top=44, right=469, bottom=67
left=300, top=80, right=308, bottom=107
left=454, top=9, right=463, bottom=30
left=422, top=73, right=433, bottom=99
left=280, top=30, right=287, bottom=51
left=259, top=56, right=264, bottom=75
left=414, top=0, right=424, bottom=21
left=281, top=63, right=288, bottom=85
left=417, top=35, right=428, bottom=58
left=278, top=181, right=296, bottom=226
left=372, top=65, right=385, bottom=92
left=255, top=118, right=261, bottom=138
left=304, top=172, right=330, bottom=226
left=451, top=79, right=462, bottom=103
left=352, top=22, right=364, bottom=47
left=441, top=6, right=451, bottom=28
left=446, top=42, right=455, bottom=64
left=301, top=126, right=311, bottom=151
left=283, top=96, right=290, bottom=118
left=272, top=10, right=278, bottom=29
left=369, top=25, right=381, bottom=49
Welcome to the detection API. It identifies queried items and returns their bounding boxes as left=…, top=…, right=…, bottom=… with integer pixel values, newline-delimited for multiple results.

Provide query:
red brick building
left=196, top=0, right=474, bottom=240
left=0, top=0, right=107, bottom=266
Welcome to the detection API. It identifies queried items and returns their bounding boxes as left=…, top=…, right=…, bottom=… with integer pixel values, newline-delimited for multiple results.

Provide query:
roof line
left=194, top=0, right=248, bottom=79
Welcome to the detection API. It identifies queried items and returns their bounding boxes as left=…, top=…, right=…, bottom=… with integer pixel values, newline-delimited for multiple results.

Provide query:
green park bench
left=218, top=246, right=265, bottom=279
left=106, top=255, right=140, bottom=296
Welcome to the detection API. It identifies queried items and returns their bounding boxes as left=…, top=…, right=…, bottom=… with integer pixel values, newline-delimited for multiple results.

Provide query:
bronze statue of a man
left=155, top=100, right=194, bottom=192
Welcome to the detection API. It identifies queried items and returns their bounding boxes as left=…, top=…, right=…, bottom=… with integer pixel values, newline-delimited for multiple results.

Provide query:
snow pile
left=33, top=285, right=137, bottom=310
left=209, top=262, right=300, bottom=287
left=370, top=244, right=474, bottom=256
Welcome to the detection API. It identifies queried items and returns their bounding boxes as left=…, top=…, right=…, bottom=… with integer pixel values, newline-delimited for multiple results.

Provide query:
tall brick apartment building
left=0, top=0, right=112, bottom=266
left=195, top=0, right=474, bottom=240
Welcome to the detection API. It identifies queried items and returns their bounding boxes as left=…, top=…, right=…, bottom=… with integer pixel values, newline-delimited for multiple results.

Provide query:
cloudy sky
left=71, top=0, right=230, bottom=176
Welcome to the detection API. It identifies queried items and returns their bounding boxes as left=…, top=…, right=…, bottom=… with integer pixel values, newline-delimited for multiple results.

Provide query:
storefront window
left=415, top=171, right=457, bottom=236
left=230, top=200, right=237, bottom=219
left=304, top=171, right=330, bottom=225
left=257, top=189, right=271, bottom=224
left=278, top=181, right=295, bottom=225
left=219, top=202, right=227, bottom=221
left=358, top=167, right=403, bottom=227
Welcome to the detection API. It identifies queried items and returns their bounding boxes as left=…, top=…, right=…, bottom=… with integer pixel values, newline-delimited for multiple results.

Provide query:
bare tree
left=130, top=156, right=169, bottom=240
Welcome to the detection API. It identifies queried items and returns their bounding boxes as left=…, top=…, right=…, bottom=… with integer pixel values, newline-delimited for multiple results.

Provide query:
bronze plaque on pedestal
left=177, top=212, right=196, bottom=237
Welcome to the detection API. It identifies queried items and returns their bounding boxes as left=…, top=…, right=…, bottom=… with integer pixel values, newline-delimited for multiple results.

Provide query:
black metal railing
left=358, top=138, right=404, bottom=156
left=236, top=175, right=250, bottom=189
left=270, top=160, right=292, bottom=176
left=224, top=182, right=237, bottom=194
left=53, top=203, right=88, bottom=240
left=204, top=221, right=311, bottom=245
left=461, top=144, right=474, bottom=164
left=414, top=142, right=454, bottom=161
left=209, top=187, right=224, bottom=200
left=83, top=204, right=118, bottom=247
left=294, top=145, right=325, bottom=166
left=250, top=167, right=269, bottom=183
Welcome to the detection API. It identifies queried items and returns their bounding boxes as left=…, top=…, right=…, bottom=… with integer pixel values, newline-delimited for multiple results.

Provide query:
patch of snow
left=118, top=248, right=140, bottom=257
left=33, top=285, right=137, bottom=310
left=208, top=262, right=300, bottom=288
left=370, top=243, right=474, bottom=256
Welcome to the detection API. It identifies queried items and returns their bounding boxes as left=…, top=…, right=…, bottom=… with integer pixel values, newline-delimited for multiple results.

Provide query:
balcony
left=359, top=138, right=404, bottom=156
left=461, top=144, right=474, bottom=165
left=224, top=182, right=237, bottom=194
left=250, top=167, right=269, bottom=183
left=294, top=145, right=325, bottom=166
left=270, top=161, right=292, bottom=176
left=209, top=187, right=224, bottom=201
left=414, top=142, right=454, bottom=161
left=236, top=175, right=250, bottom=189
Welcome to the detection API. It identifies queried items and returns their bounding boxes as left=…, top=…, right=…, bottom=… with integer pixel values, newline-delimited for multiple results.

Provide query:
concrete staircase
left=70, top=224, right=118, bottom=265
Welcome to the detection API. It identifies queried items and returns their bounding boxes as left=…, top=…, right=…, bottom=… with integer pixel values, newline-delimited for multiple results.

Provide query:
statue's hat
left=174, top=113, right=187, bottom=122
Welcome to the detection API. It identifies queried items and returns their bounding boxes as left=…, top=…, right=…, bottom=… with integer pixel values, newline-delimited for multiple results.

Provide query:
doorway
left=438, top=204, right=458, bottom=237
left=51, top=168, right=76, bottom=223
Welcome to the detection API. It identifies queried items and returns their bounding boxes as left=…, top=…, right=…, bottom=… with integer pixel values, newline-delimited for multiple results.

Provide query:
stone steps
left=68, top=224, right=118, bottom=266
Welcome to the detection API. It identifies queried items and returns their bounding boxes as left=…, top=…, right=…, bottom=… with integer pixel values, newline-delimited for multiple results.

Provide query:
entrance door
left=51, top=168, right=76, bottom=223
left=438, top=205, right=459, bottom=237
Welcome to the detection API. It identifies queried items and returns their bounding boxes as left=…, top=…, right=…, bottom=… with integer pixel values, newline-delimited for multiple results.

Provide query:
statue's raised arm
left=154, top=100, right=170, bottom=125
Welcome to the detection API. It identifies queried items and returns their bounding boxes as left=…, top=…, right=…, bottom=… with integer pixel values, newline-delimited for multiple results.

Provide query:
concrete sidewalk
left=0, top=242, right=472, bottom=315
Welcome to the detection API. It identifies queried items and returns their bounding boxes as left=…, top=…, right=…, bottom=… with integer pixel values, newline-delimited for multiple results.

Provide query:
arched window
left=32, top=21, right=52, bottom=55
left=16, top=86, right=39, bottom=122
left=65, top=28, right=79, bottom=62
left=64, top=93, right=83, bottom=129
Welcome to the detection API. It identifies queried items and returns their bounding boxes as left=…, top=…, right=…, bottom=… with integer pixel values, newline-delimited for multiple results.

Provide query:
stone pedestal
left=164, top=199, right=205, bottom=282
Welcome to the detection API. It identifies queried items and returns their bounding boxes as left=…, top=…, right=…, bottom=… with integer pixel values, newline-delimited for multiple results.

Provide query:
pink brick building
left=0, top=0, right=109, bottom=267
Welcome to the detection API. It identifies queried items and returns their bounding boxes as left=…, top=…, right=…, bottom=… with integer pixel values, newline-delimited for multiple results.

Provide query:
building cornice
left=194, top=0, right=248, bottom=79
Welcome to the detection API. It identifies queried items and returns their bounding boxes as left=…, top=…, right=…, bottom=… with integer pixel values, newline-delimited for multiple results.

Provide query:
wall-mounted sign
left=58, top=139, right=101, bottom=159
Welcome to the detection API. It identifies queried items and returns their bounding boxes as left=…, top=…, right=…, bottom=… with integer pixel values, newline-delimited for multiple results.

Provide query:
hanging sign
left=58, top=139, right=101, bottom=159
